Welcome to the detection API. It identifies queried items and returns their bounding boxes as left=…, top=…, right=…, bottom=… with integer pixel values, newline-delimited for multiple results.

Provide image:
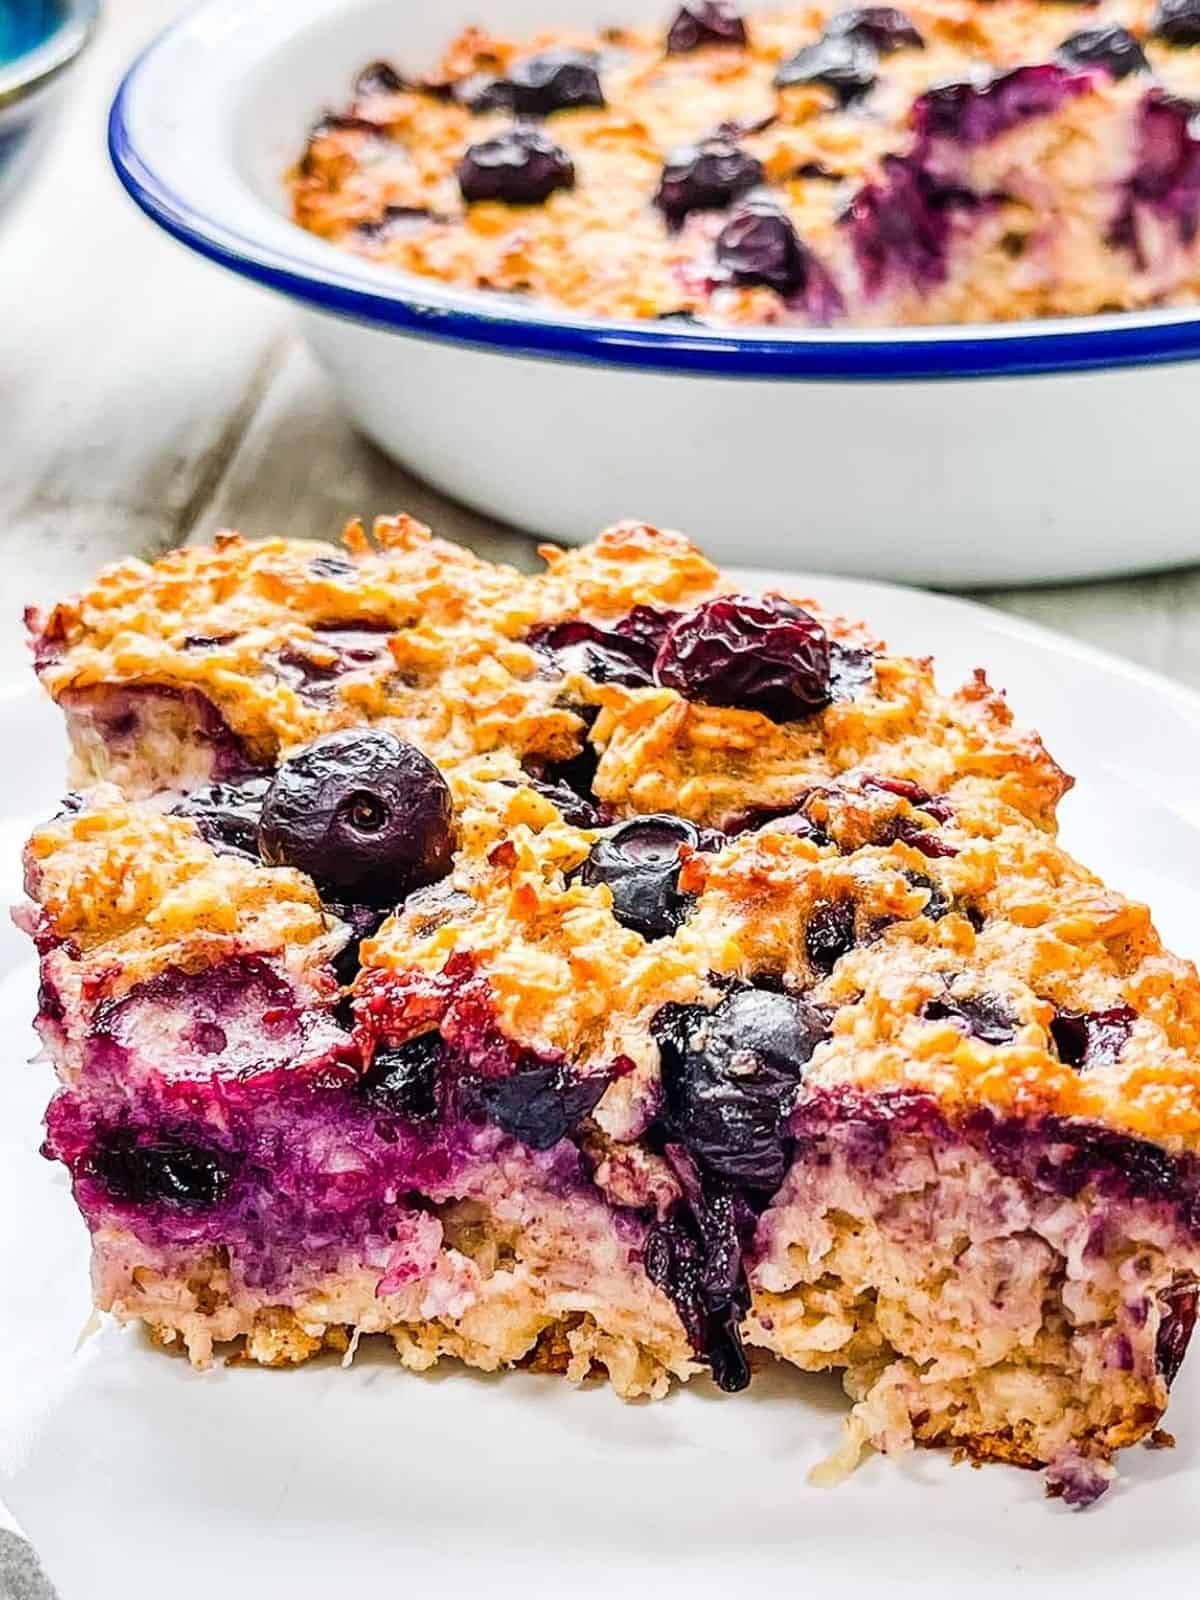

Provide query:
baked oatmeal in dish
left=19, top=517, right=1200, bottom=1505
left=288, top=0, right=1200, bottom=326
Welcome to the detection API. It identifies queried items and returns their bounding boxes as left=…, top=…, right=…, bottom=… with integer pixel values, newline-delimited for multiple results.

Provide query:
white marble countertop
left=3, top=3, right=1200, bottom=1594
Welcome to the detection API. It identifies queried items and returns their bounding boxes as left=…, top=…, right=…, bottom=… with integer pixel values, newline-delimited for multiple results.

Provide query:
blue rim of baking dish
left=109, top=12, right=1200, bottom=383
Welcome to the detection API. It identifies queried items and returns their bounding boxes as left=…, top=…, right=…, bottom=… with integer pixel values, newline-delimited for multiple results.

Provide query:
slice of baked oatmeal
left=19, top=518, right=1200, bottom=1505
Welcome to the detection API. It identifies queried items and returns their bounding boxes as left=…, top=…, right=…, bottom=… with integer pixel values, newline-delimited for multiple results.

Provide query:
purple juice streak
left=912, top=64, right=1092, bottom=149
left=1111, top=91, right=1200, bottom=259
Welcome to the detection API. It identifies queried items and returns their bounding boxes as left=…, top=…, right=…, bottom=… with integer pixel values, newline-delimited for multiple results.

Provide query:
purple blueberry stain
left=913, top=64, right=1092, bottom=149
left=457, top=125, right=575, bottom=205
left=842, top=155, right=980, bottom=294
left=1112, top=91, right=1200, bottom=255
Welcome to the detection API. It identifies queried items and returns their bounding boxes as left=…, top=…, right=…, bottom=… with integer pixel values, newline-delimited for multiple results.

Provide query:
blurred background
left=4, top=0, right=1200, bottom=692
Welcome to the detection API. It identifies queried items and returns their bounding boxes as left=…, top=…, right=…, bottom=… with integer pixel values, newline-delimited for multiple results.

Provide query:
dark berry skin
left=1152, top=0, right=1200, bottom=45
left=644, top=1190, right=753, bottom=1391
left=805, top=899, right=856, bottom=973
left=714, top=199, right=818, bottom=296
left=461, top=1061, right=611, bottom=1149
left=465, top=49, right=606, bottom=115
left=581, top=816, right=698, bottom=939
left=1050, top=1004, right=1136, bottom=1070
left=666, top=1, right=749, bottom=53
left=774, top=33, right=879, bottom=104
left=527, top=605, right=680, bottom=687
left=1057, top=25, right=1148, bottom=80
left=355, top=60, right=408, bottom=96
left=655, top=593, right=832, bottom=721
left=827, top=7, right=925, bottom=52
left=913, top=64, right=1087, bottom=148
left=172, top=776, right=272, bottom=859
left=457, top=126, right=575, bottom=205
left=356, top=1033, right=442, bottom=1120
left=924, top=993, right=1018, bottom=1045
left=89, top=1134, right=232, bottom=1209
left=1157, top=1280, right=1199, bottom=1385
left=258, top=729, right=453, bottom=908
left=656, top=988, right=831, bottom=1187
left=655, top=139, right=765, bottom=225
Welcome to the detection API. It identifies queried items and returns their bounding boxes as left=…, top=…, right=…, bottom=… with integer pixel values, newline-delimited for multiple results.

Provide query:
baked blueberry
left=805, top=898, right=857, bottom=972
left=457, top=126, right=575, bottom=204
left=827, top=7, right=924, bottom=53
left=258, top=729, right=454, bottom=906
left=581, top=815, right=699, bottom=938
left=655, top=138, right=765, bottom=225
left=465, top=49, right=606, bottom=115
left=1152, top=0, right=1200, bottom=45
left=924, top=992, right=1019, bottom=1044
left=714, top=199, right=818, bottom=296
left=172, top=776, right=272, bottom=859
left=1057, top=25, right=1148, bottom=79
left=89, top=1133, right=232, bottom=1209
left=1050, top=1004, right=1136, bottom=1069
left=654, top=593, right=832, bottom=720
left=357, top=1032, right=443, bottom=1119
left=913, top=64, right=1085, bottom=147
left=666, top=1, right=749, bottom=53
left=355, top=60, right=408, bottom=96
left=774, top=32, right=879, bottom=104
left=461, top=1060, right=611, bottom=1148
left=656, top=987, right=831, bottom=1186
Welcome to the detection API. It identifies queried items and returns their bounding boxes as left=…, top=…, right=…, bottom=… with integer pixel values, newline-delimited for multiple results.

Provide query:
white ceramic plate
left=4, top=572, right=1200, bottom=1598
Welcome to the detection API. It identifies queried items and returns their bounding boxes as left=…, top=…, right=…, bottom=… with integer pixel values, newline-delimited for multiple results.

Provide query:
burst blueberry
left=461, top=1060, right=612, bottom=1149
left=89, top=1133, right=232, bottom=1209
left=924, top=992, right=1019, bottom=1045
left=655, top=593, right=832, bottom=720
left=457, top=125, right=575, bottom=205
left=258, top=729, right=454, bottom=906
left=172, top=776, right=272, bottom=859
left=805, top=899, right=857, bottom=973
left=655, top=138, right=765, bottom=225
left=827, top=7, right=925, bottom=52
left=357, top=1032, right=442, bottom=1120
left=1050, top=1004, right=1136, bottom=1069
left=464, top=48, right=606, bottom=115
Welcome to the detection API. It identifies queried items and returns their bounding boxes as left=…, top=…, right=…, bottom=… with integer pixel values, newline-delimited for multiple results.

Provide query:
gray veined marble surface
left=3, top=2, right=1200, bottom=1595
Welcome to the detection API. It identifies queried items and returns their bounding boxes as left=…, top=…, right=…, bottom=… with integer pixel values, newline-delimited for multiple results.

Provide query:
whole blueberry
left=462, top=1060, right=611, bottom=1149
left=655, top=138, right=765, bottom=224
left=827, top=7, right=925, bottom=52
left=655, top=593, right=832, bottom=721
left=467, top=49, right=606, bottom=115
left=656, top=987, right=831, bottom=1187
left=172, top=775, right=272, bottom=858
left=774, top=33, right=879, bottom=103
left=1057, top=24, right=1149, bottom=78
left=357, top=1032, right=442, bottom=1120
left=258, top=729, right=454, bottom=907
left=714, top=199, right=816, bottom=296
left=581, top=815, right=698, bottom=939
left=457, top=125, right=575, bottom=205
left=667, top=1, right=749, bottom=53
left=1152, top=0, right=1200, bottom=45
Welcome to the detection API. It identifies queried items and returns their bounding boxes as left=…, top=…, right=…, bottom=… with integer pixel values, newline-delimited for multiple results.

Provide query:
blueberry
left=644, top=1193, right=752, bottom=1391
left=1057, top=25, right=1148, bottom=79
left=774, top=33, right=879, bottom=104
left=666, top=1, right=749, bottom=53
left=1152, top=0, right=1200, bottom=44
left=655, top=593, right=832, bottom=721
left=655, top=138, right=765, bottom=225
left=258, top=729, right=453, bottom=907
left=656, top=987, right=830, bottom=1187
left=89, top=1133, right=232, bottom=1209
left=1050, top=1004, right=1136, bottom=1070
left=714, top=199, right=818, bottom=297
left=905, top=871, right=952, bottom=920
left=172, top=776, right=272, bottom=859
left=357, top=1032, right=442, bottom=1120
left=325, top=899, right=388, bottom=987
left=581, top=815, right=699, bottom=939
left=466, top=48, right=606, bottom=115
left=805, top=898, right=857, bottom=972
left=528, top=605, right=680, bottom=686
left=924, top=992, right=1018, bottom=1045
left=516, top=771, right=606, bottom=828
left=355, top=60, right=408, bottom=96
left=461, top=1061, right=611, bottom=1149
left=1157, top=1280, right=1198, bottom=1386
left=457, top=126, right=575, bottom=205
left=827, top=7, right=925, bottom=52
